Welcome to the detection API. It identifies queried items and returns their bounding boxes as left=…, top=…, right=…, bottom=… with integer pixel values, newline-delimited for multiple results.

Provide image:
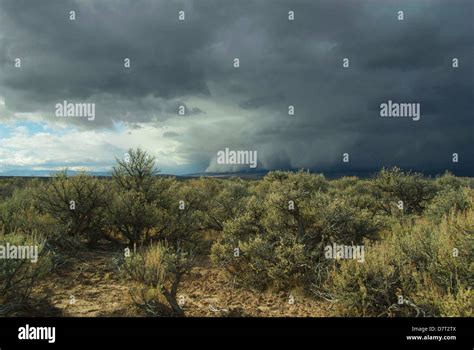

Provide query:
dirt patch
left=34, top=248, right=331, bottom=317
left=179, top=263, right=331, bottom=317
left=35, top=250, right=133, bottom=317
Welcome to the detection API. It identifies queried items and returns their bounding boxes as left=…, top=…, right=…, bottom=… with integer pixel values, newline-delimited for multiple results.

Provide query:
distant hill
left=0, top=169, right=112, bottom=177
left=0, top=168, right=469, bottom=179
left=0, top=169, right=269, bottom=179
left=183, top=169, right=382, bottom=179
left=183, top=170, right=270, bottom=179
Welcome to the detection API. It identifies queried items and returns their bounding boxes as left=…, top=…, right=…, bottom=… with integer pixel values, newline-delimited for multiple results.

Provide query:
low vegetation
left=0, top=148, right=472, bottom=316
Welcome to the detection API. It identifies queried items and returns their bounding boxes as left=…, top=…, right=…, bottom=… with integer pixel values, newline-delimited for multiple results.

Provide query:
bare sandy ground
left=34, top=248, right=331, bottom=317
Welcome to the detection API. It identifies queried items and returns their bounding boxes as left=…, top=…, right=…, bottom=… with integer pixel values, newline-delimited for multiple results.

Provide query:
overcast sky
left=0, top=0, right=472, bottom=175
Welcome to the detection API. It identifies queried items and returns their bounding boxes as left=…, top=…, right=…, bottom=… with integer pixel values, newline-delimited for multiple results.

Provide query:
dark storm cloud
left=0, top=0, right=472, bottom=174
left=0, top=0, right=215, bottom=127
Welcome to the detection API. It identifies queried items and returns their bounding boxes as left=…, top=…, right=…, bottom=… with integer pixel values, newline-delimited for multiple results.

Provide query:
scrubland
left=0, top=149, right=472, bottom=317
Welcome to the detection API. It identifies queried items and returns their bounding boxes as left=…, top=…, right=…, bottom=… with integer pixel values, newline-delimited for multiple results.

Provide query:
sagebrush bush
left=425, top=187, right=472, bottom=223
left=108, top=189, right=160, bottom=245
left=121, top=243, right=194, bottom=316
left=0, top=178, right=30, bottom=198
left=197, top=178, right=252, bottom=232
left=0, top=186, right=56, bottom=237
left=325, top=208, right=473, bottom=317
left=109, top=148, right=162, bottom=245
left=112, top=148, right=159, bottom=197
left=0, top=231, right=53, bottom=315
left=434, top=171, right=469, bottom=190
left=211, top=171, right=383, bottom=292
left=373, top=167, right=438, bottom=215
left=150, top=179, right=206, bottom=249
left=109, top=149, right=205, bottom=249
left=37, top=172, right=110, bottom=246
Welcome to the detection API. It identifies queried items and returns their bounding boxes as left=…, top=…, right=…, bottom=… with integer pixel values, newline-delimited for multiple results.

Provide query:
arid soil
left=33, top=247, right=331, bottom=317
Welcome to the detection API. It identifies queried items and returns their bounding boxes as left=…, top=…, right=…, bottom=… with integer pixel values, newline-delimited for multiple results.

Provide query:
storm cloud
left=0, top=0, right=472, bottom=175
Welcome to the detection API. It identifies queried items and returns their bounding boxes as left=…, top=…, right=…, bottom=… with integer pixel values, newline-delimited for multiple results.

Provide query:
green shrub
left=121, top=243, right=194, bottom=316
left=330, top=179, right=382, bottom=217
left=373, top=167, right=437, bottom=215
left=109, top=148, right=204, bottom=247
left=330, top=176, right=360, bottom=191
left=325, top=208, right=473, bottom=316
left=434, top=171, right=468, bottom=190
left=0, top=231, right=53, bottom=315
left=198, top=178, right=251, bottom=232
left=0, top=186, right=55, bottom=236
left=155, top=180, right=207, bottom=251
left=112, top=148, right=159, bottom=198
left=37, top=172, right=109, bottom=246
left=108, top=189, right=160, bottom=245
left=0, top=178, right=30, bottom=198
left=425, top=188, right=472, bottom=223
left=211, top=171, right=382, bottom=292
